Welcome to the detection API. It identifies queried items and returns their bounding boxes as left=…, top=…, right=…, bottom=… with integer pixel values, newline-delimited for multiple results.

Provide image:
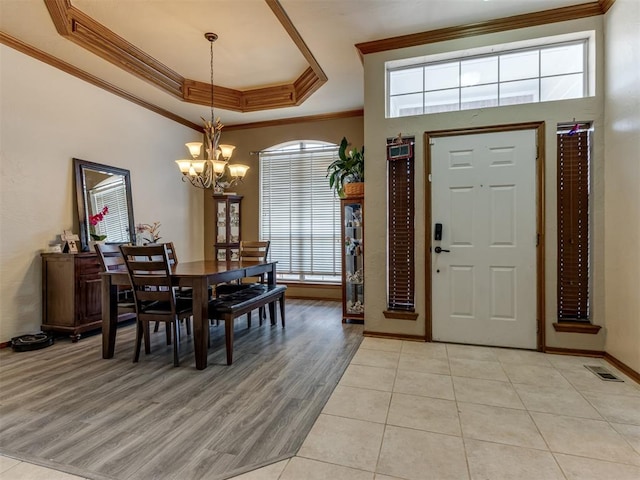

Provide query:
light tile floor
left=3, top=340, right=639, bottom=480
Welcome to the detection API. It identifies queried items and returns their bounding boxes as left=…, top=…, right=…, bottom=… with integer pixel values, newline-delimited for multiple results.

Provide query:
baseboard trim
left=604, top=352, right=640, bottom=385
left=285, top=295, right=340, bottom=301
left=363, top=330, right=427, bottom=342
left=543, top=346, right=604, bottom=357
left=544, top=346, right=639, bottom=385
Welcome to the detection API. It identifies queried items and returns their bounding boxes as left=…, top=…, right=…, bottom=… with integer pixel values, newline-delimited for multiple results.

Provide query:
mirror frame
left=73, top=158, right=135, bottom=252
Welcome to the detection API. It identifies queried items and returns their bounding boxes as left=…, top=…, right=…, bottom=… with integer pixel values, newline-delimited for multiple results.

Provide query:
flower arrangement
left=136, top=222, right=162, bottom=244
left=89, top=206, right=109, bottom=241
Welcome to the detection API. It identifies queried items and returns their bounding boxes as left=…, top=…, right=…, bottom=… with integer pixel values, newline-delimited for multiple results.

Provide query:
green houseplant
left=327, top=137, right=364, bottom=197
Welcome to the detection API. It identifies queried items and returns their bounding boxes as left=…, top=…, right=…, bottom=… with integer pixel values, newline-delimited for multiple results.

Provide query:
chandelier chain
left=210, top=36, right=215, bottom=125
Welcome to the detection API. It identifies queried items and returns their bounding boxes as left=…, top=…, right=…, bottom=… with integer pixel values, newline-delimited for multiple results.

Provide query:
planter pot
left=344, top=182, right=364, bottom=197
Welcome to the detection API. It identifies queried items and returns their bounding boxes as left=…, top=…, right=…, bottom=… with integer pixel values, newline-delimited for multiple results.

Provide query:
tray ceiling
left=0, top=0, right=604, bottom=130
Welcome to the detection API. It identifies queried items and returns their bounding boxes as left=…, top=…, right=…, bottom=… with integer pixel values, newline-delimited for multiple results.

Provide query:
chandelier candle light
left=175, top=33, right=249, bottom=193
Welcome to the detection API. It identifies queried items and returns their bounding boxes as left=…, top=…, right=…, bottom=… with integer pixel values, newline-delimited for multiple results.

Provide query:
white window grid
left=387, top=39, right=588, bottom=118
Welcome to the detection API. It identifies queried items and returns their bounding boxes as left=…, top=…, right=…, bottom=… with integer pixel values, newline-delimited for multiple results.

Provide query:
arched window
left=260, top=140, right=341, bottom=283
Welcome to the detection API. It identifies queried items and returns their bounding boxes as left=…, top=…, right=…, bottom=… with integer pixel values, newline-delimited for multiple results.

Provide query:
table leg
left=101, top=274, right=118, bottom=358
left=225, top=316, right=234, bottom=365
left=266, top=263, right=276, bottom=286
left=192, top=277, right=209, bottom=370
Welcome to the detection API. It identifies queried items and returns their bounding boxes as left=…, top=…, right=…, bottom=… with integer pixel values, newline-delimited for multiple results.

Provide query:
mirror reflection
left=73, top=158, right=135, bottom=252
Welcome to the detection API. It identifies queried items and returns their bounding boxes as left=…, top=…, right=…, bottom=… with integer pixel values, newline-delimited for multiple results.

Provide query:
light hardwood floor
left=0, top=300, right=363, bottom=480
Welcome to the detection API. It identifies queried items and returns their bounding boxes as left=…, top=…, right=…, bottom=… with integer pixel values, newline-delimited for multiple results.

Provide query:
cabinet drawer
left=76, top=256, right=101, bottom=276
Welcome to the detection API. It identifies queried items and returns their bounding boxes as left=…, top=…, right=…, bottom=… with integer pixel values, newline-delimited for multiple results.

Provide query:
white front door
left=431, top=129, right=537, bottom=349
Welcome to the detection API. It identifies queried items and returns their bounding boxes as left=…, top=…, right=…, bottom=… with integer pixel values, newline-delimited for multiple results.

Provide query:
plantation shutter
left=557, top=129, right=590, bottom=320
left=387, top=151, right=415, bottom=311
left=260, top=146, right=341, bottom=276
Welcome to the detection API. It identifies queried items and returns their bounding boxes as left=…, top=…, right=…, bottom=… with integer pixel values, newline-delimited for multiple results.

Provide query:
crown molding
left=599, top=0, right=616, bottom=13
left=356, top=1, right=608, bottom=56
left=0, top=32, right=201, bottom=132
left=225, top=109, right=363, bottom=131
left=43, top=0, right=327, bottom=113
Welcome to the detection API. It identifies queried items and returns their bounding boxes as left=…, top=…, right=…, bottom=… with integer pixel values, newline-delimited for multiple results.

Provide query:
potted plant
left=327, top=137, right=364, bottom=197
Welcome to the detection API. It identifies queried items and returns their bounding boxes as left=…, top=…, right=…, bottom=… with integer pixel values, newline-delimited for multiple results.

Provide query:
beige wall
left=0, top=46, right=205, bottom=342
left=203, top=116, right=364, bottom=300
left=363, top=17, right=608, bottom=350
left=603, top=0, right=640, bottom=372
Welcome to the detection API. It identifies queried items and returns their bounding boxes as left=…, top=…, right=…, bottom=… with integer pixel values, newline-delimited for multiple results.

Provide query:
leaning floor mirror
left=73, top=158, right=135, bottom=252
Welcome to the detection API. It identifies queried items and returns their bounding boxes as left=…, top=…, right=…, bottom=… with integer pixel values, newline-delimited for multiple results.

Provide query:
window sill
left=383, top=310, right=419, bottom=321
left=553, top=322, right=602, bottom=334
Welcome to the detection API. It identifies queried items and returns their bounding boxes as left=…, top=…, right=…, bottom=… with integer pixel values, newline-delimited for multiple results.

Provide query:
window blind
left=557, top=128, right=590, bottom=321
left=387, top=148, right=415, bottom=311
left=260, top=145, right=341, bottom=278
left=91, top=178, right=130, bottom=243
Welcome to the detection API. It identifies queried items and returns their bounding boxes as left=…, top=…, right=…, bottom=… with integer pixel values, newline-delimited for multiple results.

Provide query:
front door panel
left=431, top=129, right=537, bottom=349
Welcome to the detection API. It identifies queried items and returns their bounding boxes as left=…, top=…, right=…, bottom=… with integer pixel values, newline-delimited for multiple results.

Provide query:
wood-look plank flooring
left=0, top=300, right=363, bottom=480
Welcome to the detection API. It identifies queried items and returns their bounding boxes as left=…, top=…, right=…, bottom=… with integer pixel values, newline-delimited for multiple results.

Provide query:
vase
left=89, top=240, right=105, bottom=252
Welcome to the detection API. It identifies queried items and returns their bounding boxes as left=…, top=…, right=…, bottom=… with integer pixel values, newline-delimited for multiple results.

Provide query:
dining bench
left=209, top=283, right=287, bottom=365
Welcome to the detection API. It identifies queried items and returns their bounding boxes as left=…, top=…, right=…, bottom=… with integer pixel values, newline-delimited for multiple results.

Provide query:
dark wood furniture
left=101, top=259, right=277, bottom=369
left=94, top=243, right=137, bottom=323
left=341, top=197, right=364, bottom=322
left=121, top=245, right=193, bottom=367
left=41, top=252, right=103, bottom=341
left=214, top=194, right=242, bottom=261
left=216, top=240, right=271, bottom=318
left=209, top=284, right=287, bottom=365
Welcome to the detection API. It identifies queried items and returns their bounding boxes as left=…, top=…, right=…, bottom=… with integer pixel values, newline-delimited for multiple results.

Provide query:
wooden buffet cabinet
left=41, top=252, right=104, bottom=341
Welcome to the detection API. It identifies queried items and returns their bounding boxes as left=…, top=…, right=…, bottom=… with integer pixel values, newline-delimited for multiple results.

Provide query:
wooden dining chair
left=215, top=240, right=271, bottom=323
left=120, top=244, right=193, bottom=367
left=153, top=242, right=187, bottom=335
left=94, top=243, right=136, bottom=323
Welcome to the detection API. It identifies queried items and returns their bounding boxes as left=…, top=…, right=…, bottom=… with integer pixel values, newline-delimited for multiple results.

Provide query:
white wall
left=363, top=16, right=607, bottom=351
left=0, top=46, right=205, bottom=342
left=603, top=0, right=640, bottom=372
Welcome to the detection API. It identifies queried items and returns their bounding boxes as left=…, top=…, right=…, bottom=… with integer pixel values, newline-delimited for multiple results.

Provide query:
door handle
left=434, top=246, right=450, bottom=253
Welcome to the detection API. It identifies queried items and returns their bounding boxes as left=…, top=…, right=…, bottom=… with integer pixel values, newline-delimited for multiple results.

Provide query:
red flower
left=89, top=207, right=109, bottom=226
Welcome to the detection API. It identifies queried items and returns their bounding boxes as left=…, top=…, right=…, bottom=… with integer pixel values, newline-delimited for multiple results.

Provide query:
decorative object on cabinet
left=41, top=252, right=122, bottom=341
left=61, top=230, right=80, bottom=253
left=341, top=197, right=364, bottom=323
left=136, top=222, right=162, bottom=245
left=74, top=158, right=135, bottom=252
left=174, top=33, right=249, bottom=193
left=327, top=136, right=364, bottom=198
left=214, top=194, right=242, bottom=261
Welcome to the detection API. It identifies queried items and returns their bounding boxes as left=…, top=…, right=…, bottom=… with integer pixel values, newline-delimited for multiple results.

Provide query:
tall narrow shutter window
left=260, top=142, right=341, bottom=281
left=557, top=127, right=590, bottom=321
left=387, top=143, right=415, bottom=311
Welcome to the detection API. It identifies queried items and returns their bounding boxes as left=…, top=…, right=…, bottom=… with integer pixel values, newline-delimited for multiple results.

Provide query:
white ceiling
left=1, top=0, right=594, bottom=128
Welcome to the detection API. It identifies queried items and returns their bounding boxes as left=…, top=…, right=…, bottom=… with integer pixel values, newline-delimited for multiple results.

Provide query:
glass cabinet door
left=341, top=197, right=364, bottom=322
left=213, top=195, right=242, bottom=261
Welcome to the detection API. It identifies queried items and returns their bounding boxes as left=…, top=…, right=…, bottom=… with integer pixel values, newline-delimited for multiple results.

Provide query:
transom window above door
left=387, top=34, right=592, bottom=118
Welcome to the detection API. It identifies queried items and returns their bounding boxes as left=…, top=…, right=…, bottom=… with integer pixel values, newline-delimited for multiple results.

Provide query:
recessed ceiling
left=0, top=0, right=601, bottom=130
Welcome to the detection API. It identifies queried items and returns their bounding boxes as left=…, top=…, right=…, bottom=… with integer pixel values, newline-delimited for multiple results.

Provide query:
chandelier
left=175, top=33, right=249, bottom=192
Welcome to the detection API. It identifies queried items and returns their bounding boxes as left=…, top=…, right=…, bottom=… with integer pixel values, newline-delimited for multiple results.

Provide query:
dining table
left=101, top=259, right=277, bottom=370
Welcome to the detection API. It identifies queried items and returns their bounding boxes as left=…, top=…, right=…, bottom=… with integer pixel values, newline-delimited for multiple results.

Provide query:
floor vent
left=584, top=365, right=624, bottom=382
